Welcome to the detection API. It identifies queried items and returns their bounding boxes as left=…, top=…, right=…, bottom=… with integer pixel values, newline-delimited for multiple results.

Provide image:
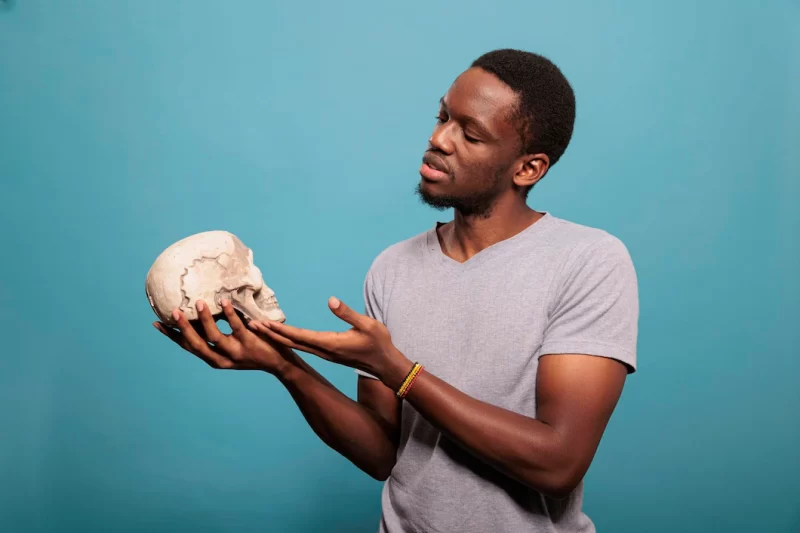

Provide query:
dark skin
left=155, top=67, right=628, bottom=498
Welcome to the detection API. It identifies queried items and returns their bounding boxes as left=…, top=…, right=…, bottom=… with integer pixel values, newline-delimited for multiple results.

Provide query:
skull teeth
left=258, top=294, right=279, bottom=311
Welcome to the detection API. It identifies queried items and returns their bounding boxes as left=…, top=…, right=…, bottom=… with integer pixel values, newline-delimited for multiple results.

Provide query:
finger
left=327, top=297, right=370, bottom=329
left=154, top=322, right=192, bottom=350
left=266, top=321, right=342, bottom=351
left=246, top=321, right=293, bottom=357
left=154, top=322, right=225, bottom=368
left=195, top=300, right=232, bottom=349
left=246, top=320, right=269, bottom=335
left=249, top=321, right=300, bottom=348
left=171, top=310, right=236, bottom=369
left=189, top=319, right=210, bottom=341
left=251, top=322, right=334, bottom=362
left=220, top=299, right=247, bottom=339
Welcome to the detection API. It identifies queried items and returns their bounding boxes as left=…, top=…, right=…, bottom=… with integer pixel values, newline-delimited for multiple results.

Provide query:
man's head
left=416, top=49, right=575, bottom=217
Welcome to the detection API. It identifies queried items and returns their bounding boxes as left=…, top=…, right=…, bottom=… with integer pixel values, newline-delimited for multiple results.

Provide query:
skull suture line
left=145, top=231, right=285, bottom=327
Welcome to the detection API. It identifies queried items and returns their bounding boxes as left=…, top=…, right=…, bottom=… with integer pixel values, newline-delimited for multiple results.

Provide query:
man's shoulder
left=544, top=213, right=615, bottom=245
left=544, top=214, right=631, bottom=258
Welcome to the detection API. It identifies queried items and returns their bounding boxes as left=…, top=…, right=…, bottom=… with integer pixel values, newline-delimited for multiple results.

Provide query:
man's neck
left=437, top=197, right=544, bottom=263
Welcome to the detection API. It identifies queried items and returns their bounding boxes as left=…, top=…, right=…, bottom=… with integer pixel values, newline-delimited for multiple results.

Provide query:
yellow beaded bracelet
left=399, top=366, right=423, bottom=398
left=396, top=363, right=418, bottom=397
left=396, top=362, right=423, bottom=398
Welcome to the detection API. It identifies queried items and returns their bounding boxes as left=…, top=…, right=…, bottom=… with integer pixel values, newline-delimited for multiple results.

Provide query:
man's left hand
left=248, top=297, right=411, bottom=382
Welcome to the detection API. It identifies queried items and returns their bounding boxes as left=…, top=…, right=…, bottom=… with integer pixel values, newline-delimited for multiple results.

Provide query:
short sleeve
left=355, top=266, right=383, bottom=380
left=537, top=235, right=639, bottom=373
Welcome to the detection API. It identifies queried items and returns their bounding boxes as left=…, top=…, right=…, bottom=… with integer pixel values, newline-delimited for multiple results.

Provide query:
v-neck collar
left=425, top=212, right=554, bottom=272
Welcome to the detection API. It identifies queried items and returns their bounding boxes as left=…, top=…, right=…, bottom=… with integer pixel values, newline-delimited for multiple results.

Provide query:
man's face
left=416, top=67, right=524, bottom=217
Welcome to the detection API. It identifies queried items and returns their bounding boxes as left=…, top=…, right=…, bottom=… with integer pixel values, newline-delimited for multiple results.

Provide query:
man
left=155, top=49, right=639, bottom=532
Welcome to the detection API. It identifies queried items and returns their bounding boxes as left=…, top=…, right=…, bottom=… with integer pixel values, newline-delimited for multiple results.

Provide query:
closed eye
left=435, top=110, right=481, bottom=143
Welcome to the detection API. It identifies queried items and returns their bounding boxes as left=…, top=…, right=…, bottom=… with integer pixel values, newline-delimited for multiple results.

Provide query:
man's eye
left=435, top=115, right=447, bottom=123
left=464, top=133, right=480, bottom=143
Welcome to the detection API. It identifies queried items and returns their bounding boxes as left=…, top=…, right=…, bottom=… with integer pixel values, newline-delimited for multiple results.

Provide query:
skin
left=155, top=66, right=628, bottom=498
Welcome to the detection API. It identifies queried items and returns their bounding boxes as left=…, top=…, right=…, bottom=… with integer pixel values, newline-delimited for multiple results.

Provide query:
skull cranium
left=145, top=231, right=285, bottom=327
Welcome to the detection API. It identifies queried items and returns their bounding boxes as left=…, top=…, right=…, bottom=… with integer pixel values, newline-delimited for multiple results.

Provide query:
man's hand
left=154, top=298, right=292, bottom=375
left=248, top=296, right=412, bottom=385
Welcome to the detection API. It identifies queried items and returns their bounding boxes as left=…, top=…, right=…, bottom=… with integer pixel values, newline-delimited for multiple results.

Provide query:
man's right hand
left=154, top=298, right=292, bottom=375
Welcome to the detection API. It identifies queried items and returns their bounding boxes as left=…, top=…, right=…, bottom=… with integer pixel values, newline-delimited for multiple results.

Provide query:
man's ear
left=514, top=153, right=550, bottom=189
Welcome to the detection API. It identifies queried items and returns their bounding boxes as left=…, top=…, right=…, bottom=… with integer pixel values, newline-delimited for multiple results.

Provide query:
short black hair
left=471, top=49, right=575, bottom=191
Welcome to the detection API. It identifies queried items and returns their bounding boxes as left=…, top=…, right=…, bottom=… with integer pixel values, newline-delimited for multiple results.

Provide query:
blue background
left=1, top=1, right=798, bottom=532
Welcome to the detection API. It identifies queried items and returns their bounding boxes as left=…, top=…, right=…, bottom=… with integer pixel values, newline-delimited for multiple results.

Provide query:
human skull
left=145, top=231, right=285, bottom=327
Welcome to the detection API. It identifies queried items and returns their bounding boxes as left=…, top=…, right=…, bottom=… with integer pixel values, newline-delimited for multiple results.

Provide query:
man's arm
left=271, top=259, right=402, bottom=481
left=255, top=307, right=630, bottom=497
left=274, top=350, right=401, bottom=481
left=157, top=299, right=401, bottom=482
left=394, top=352, right=627, bottom=498
left=276, top=343, right=624, bottom=493
left=259, top=313, right=628, bottom=498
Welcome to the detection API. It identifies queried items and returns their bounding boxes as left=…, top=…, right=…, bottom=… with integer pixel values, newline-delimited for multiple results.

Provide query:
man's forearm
left=395, top=368, right=573, bottom=497
left=272, top=350, right=397, bottom=480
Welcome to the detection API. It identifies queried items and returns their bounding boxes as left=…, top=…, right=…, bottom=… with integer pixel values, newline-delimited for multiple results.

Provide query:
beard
left=414, top=168, right=506, bottom=219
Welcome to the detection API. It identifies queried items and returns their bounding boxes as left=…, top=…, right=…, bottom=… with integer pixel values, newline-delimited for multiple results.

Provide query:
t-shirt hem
left=537, top=340, right=637, bottom=373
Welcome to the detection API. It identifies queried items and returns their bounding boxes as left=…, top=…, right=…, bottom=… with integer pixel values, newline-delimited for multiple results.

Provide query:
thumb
left=328, top=296, right=367, bottom=329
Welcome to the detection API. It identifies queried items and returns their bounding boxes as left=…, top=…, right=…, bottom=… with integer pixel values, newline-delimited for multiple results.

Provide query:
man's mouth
left=420, top=153, right=450, bottom=181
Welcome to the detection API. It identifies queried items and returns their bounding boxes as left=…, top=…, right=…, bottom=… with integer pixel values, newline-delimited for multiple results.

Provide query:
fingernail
left=329, top=296, right=340, bottom=309
left=221, top=299, right=230, bottom=307
left=172, top=309, right=180, bottom=320
left=196, top=300, right=205, bottom=312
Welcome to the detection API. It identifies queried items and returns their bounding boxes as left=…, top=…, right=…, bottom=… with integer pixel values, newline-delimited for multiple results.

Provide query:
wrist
left=266, top=349, right=299, bottom=381
left=377, top=348, right=415, bottom=392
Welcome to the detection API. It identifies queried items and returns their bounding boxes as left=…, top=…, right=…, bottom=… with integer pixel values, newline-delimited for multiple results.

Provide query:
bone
left=145, top=231, right=286, bottom=327
left=227, top=287, right=286, bottom=323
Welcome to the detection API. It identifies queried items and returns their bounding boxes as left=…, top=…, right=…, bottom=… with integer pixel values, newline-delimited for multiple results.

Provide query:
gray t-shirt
left=357, top=212, right=639, bottom=533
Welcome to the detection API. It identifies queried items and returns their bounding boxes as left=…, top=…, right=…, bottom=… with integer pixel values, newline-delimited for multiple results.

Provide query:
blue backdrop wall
left=1, top=1, right=798, bottom=532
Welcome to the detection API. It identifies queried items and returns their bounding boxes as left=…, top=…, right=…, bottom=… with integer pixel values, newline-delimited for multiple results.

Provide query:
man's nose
left=428, top=127, right=453, bottom=154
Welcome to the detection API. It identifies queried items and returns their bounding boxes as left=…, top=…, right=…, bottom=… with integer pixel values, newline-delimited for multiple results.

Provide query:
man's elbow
left=367, top=465, right=393, bottom=481
left=528, top=462, right=587, bottom=500
left=542, top=475, right=582, bottom=500
left=372, top=469, right=391, bottom=482
left=362, top=458, right=395, bottom=481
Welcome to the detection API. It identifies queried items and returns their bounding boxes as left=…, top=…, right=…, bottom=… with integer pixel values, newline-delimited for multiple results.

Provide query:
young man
left=156, top=49, right=639, bottom=532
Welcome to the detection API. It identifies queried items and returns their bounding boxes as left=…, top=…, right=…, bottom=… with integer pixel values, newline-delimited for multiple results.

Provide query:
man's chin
left=414, top=181, right=499, bottom=218
left=414, top=181, right=453, bottom=211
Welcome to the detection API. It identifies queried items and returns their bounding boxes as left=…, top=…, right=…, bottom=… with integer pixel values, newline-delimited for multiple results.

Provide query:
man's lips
left=420, top=154, right=450, bottom=181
